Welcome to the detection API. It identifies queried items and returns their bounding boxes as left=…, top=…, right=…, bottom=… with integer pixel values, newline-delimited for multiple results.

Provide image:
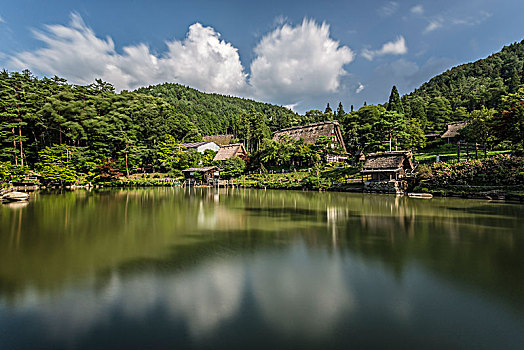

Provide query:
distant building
left=202, top=134, right=234, bottom=146
left=213, top=144, right=248, bottom=161
left=182, top=166, right=220, bottom=183
left=361, top=151, right=414, bottom=181
left=424, top=133, right=441, bottom=142
left=179, top=141, right=220, bottom=154
left=272, top=120, right=347, bottom=162
left=441, top=121, right=467, bottom=143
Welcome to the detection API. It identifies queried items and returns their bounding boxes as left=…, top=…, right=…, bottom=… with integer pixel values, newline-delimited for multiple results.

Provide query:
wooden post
left=466, top=142, right=469, bottom=161
left=457, top=142, right=460, bottom=163
left=475, top=143, right=478, bottom=159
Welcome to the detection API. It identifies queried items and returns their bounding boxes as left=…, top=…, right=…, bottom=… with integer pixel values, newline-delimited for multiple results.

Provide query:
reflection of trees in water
left=0, top=188, right=523, bottom=310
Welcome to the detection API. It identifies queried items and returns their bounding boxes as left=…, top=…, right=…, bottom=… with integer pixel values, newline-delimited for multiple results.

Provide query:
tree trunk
left=18, top=121, right=24, bottom=166
left=125, top=152, right=129, bottom=178
left=12, top=128, right=18, bottom=165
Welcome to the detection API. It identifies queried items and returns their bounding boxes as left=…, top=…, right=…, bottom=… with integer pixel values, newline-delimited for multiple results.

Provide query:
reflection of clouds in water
left=14, top=258, right=244, bottom=343
left=5, top=242, right=420, bottom=345
left=251, top=242, right=354, bottom=337
left=164, top=260, right=244, bottom=337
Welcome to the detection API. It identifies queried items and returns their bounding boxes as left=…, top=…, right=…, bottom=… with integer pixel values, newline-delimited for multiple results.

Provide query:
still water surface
left=0, top=188, right=523, bottom=349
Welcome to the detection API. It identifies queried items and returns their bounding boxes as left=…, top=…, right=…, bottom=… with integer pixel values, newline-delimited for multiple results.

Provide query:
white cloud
left=9, top=13, right=247, bottom=94
left=410, top=5, right=424, bottom=15
left=378, top=1, right=399, bottom=17
left=424, top=18, right=443, bottom=33
left=249, top=19, right=354, bottom=104
left=424, top=11, right=491, bottom=34
left=9, top=14, right=355, bottom=107
left=362, top=36, right=407, bottom=61
left=450, top=11, right=492, bottom=26
left=283, top=103, right=297, bottom=111
left=355, top=83, right=364, bottom=94
left=0, top=15, right=5, bottom=23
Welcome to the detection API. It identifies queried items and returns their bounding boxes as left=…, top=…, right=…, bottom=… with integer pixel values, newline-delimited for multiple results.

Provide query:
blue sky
left=1, top=0, right=523, bottom=113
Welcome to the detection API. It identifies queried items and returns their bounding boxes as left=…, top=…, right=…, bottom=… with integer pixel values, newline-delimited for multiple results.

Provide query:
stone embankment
left=364, top=180, right=408, bottom=194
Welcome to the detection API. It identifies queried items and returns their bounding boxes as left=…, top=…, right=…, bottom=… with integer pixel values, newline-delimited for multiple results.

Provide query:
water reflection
left=0, top=188, right=523, bottom=348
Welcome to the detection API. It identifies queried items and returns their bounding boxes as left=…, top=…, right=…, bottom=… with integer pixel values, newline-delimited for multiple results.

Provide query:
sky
left=0, top=0, right=523, bottom=114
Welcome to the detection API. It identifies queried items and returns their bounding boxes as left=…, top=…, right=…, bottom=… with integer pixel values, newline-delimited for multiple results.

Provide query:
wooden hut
left=213, top=144, right=248, bottom=161
left=441, top=121, right=467, bottom=143
left=202, top=134, right=233, bottom=146
left=182, top=166, right=220, bottom=183
left=361, top=151, right=414, bottom=181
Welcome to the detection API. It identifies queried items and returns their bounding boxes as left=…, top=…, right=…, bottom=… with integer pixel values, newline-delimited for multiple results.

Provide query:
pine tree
left=324, top=103, right=333, bottom=116
left=387, top=85, right=404, bottom=114
left=335, top=102, right=345, bottom=120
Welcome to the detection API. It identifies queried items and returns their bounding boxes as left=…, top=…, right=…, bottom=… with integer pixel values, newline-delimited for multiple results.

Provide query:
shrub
left=430, top=155, right=524, bottom=186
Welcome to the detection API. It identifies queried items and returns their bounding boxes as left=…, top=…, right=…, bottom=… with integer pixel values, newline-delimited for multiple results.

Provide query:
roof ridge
left=274, top=120, right=339, bottom=133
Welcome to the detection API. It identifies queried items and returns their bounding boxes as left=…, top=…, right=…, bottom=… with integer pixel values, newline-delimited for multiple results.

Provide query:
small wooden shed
left=361, top=151, right=414, bottom=181
left=182, top=166, right=220, bottom=182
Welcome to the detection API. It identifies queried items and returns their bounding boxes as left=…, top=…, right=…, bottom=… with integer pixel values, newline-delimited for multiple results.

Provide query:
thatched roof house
left=202, top=134, right=233, bottom=146
left=441, top=121, right=467, bottom=142
left=361, top=151, right=414, bottom=181
left=272, top=121, right=347, bottom=153
left=213, top=144, right=248, bottom=161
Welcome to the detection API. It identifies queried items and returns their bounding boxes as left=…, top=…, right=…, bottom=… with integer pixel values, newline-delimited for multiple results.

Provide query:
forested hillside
left=406, top=40, right=524, bottom=111
left=341, top=40, right=524, bottom=155
left=135, top=83, right=300, bottom=135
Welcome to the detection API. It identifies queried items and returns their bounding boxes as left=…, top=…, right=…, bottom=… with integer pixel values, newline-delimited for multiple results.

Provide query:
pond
left=1, top=188, right=523, bottom=349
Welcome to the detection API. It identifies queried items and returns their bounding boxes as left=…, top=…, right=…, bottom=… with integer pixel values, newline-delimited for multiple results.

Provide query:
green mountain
left=404, top=39, right=524, bottom=112
left=135, top=83, right=300, bottom=136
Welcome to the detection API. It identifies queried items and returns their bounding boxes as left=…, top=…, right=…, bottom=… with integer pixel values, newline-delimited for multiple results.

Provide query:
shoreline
left=3, top=182, right=523, bottom=204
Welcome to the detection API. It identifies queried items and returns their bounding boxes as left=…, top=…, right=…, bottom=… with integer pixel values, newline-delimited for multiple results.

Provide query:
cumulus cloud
left=362, top=36, right=407, bottom=61
left=378, top=1, right=399, bottom=17
left=249, top=19, right=354, bottom=104
left=10, top=13, right=247, bottom=94
left=410, top=5, right=424, bottom=15
left=355, top=83, right=364, bottom=94
left=10, top=14, right=355, bottom=106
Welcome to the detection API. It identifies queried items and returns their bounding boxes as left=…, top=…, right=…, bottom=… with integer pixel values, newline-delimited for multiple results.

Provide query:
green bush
left=430, top=155, right=524, bottom=186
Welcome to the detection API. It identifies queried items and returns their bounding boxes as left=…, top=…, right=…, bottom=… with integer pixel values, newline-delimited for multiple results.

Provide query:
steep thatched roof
left=273, top=120, right=347, bottom=152
left=213, top=144, right=247, bottom=161
left=361, top=151, right=414, bottom=173
left=182, top=166, right=219, bottom=173
left=202, top=134, right=233, bottom=146
left=441, top=121, right=467, bottom=139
